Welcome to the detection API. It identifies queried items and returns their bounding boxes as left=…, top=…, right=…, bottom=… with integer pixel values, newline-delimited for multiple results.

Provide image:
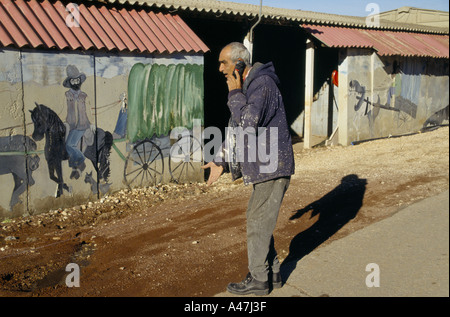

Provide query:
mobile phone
left=233, top=60, right=246, bottom=80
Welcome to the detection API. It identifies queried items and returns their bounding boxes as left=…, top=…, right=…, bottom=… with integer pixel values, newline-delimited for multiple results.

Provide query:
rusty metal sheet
left=117, top=8, right=148, bottom=52
left=15, top=0, right=55, bottom=48
left=0, top=0, right=27, bottom=47
left=53, top=0, right=92, bottom=50
left=172, top=14, right=209, bottom=53
left=0, top=0, right=209, bottom=53
left=150, top=11, right=182, bottom=53
left=303, top=24, right=449, bottom=58
left=137, top=9, right=175, bottom=53
left=28, top=0, right=68, bottom=49
left=41, top=0, right=80, bottom=49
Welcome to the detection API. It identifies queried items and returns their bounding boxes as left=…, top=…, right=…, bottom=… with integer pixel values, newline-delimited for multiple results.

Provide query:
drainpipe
left=244, top=0, right=262, bottom=64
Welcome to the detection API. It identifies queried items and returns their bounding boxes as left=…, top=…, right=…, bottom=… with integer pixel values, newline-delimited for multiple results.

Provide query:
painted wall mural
left=423, top=105, right=449, bottom=129
left=27, top=63, right=204, bottom=201
left=349, top=63, right=420, bottom=138
left=121, top=63, right=205, bottom=188
left=345, top=52, right=449, bottom=142
left=349, top=76, right=419, bottom=137
left=29, top=64, right=113, bottom=200
left=0, top=48, right=204, bottom=218
left=127, top=63, right=204, bottom=142
left=0, top=136, right=39, bottom=210
left=29, top=102, right=112, bottom=197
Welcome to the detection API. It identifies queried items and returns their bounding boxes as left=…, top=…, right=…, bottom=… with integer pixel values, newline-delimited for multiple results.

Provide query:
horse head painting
left=30, top=102, right=112, bottom=197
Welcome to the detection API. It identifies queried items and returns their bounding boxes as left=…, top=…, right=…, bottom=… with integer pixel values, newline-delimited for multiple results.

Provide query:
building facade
left=0, top=0, right=208, bottom=218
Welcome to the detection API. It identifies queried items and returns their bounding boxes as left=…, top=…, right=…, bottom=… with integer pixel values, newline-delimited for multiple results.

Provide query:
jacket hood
left=243, top=62, right=280, bottom=93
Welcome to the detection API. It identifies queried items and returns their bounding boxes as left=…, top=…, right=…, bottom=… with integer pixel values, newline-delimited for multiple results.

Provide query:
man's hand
left=201, top=161, right=224, bottom=186
left=226, top=70, right=242, bottom=91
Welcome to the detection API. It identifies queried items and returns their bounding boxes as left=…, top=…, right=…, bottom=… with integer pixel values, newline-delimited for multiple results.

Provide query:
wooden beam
left=338, top=49, right=349, bottom=146
left=304, top=39, right=315, bottom=149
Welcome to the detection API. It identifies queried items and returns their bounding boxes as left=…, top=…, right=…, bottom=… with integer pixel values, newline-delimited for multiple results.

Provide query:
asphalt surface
left=216, top=189, right=449, bottom=297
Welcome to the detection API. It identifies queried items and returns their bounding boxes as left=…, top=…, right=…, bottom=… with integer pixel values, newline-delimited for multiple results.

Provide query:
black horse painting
left=30, top=102, right=112, bottom=197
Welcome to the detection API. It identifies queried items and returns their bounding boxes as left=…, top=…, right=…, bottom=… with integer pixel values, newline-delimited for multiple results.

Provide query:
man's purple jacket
left=214, top=62, right=295, bottom=185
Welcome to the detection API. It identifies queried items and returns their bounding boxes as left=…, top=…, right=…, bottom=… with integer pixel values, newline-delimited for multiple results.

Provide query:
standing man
left=63, top=65, right=95, bottom=180
left=201, top=42, right=295, bottom=295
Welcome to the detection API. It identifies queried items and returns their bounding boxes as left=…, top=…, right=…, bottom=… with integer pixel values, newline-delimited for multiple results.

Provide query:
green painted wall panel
left=128, top=63, right=204, bottom=142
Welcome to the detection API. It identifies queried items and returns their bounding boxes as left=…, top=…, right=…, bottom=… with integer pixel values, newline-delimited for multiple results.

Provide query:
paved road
left=216, top=189, right=449, bottom=297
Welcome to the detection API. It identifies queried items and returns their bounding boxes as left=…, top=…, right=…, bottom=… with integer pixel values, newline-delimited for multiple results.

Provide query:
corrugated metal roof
left=0, top=0, right=209, bottom=53
left=303, top=24, right=449, bottom=58
left=105, top=0, right=449, bottom=34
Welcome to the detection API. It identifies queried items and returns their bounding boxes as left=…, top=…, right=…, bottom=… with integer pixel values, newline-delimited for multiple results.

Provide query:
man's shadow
left=280, top=174, right=367, bottom=282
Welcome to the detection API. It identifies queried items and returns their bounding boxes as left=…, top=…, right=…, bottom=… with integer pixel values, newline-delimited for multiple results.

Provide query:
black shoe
left=272, top=272, right=282, bottom=289
left=227, top=273, right=269, bottom=296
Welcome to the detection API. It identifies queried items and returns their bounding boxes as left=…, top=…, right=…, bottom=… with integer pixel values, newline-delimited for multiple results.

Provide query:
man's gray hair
left=225, top=42, right=251, bottom=66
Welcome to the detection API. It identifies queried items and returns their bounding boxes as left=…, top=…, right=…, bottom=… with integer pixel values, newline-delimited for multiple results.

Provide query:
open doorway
left=252, top=24, right=307, bottom=131
left=182, top=16, right=248, bottom=137
left=183, top=14, right=339, bottom=150
left=312, top=45, right=340, bottom=144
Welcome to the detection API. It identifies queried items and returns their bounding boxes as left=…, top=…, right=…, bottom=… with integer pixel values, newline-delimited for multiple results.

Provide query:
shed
left=0, top=0, right=208, bottom=217
left=302, top=23, right=449, bottom=146
left=378, top=7, right=449, bottom=28
left=113, top=0, right=448, bottom=147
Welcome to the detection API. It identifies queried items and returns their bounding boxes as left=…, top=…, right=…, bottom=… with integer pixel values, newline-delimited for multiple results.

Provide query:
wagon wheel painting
left=169, top=134, right=203, bottom=184
left=123, top=139, right=164, bottom=188
left=124, top=62, right=205, bottom=187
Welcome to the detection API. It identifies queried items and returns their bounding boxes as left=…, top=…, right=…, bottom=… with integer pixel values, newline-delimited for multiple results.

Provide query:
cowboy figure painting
left=63, top=65, right=95, bottom=180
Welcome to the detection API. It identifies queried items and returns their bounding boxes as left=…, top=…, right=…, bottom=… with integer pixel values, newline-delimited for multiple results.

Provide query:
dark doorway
left=183, top=16, right=309, bottom=141
left=252, top=24, right=307, bottom=129
left=160, top=9, right=340, bottom=148
left=182, top=16, right=248, bottom=139
left=314, top=46, right=340, bottom=138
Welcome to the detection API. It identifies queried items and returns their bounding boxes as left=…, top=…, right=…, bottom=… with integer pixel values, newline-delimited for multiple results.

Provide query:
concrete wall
left=0, top=48, right=203, bottom=219
left=338, top=48, right=449, bottom=145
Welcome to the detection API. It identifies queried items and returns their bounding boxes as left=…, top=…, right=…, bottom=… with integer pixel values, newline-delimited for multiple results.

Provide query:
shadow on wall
left=281, top=174, right=367, bottom=282
left=422, top=105, right=449, bottom=129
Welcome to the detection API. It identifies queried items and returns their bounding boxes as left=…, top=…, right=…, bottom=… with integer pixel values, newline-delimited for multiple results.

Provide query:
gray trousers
left=246, top=177, right=290, bottom=282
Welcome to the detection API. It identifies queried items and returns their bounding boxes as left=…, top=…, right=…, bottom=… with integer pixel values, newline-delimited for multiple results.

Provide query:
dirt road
left=1, top=126, right=448, bottom=297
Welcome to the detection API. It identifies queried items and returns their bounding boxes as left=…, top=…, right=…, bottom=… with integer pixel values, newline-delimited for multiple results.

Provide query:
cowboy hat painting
left=63, top=65, right=86, bottom=88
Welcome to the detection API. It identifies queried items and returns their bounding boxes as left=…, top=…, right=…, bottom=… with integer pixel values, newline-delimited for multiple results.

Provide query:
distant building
left=379, top=6, right=449, bottom=28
